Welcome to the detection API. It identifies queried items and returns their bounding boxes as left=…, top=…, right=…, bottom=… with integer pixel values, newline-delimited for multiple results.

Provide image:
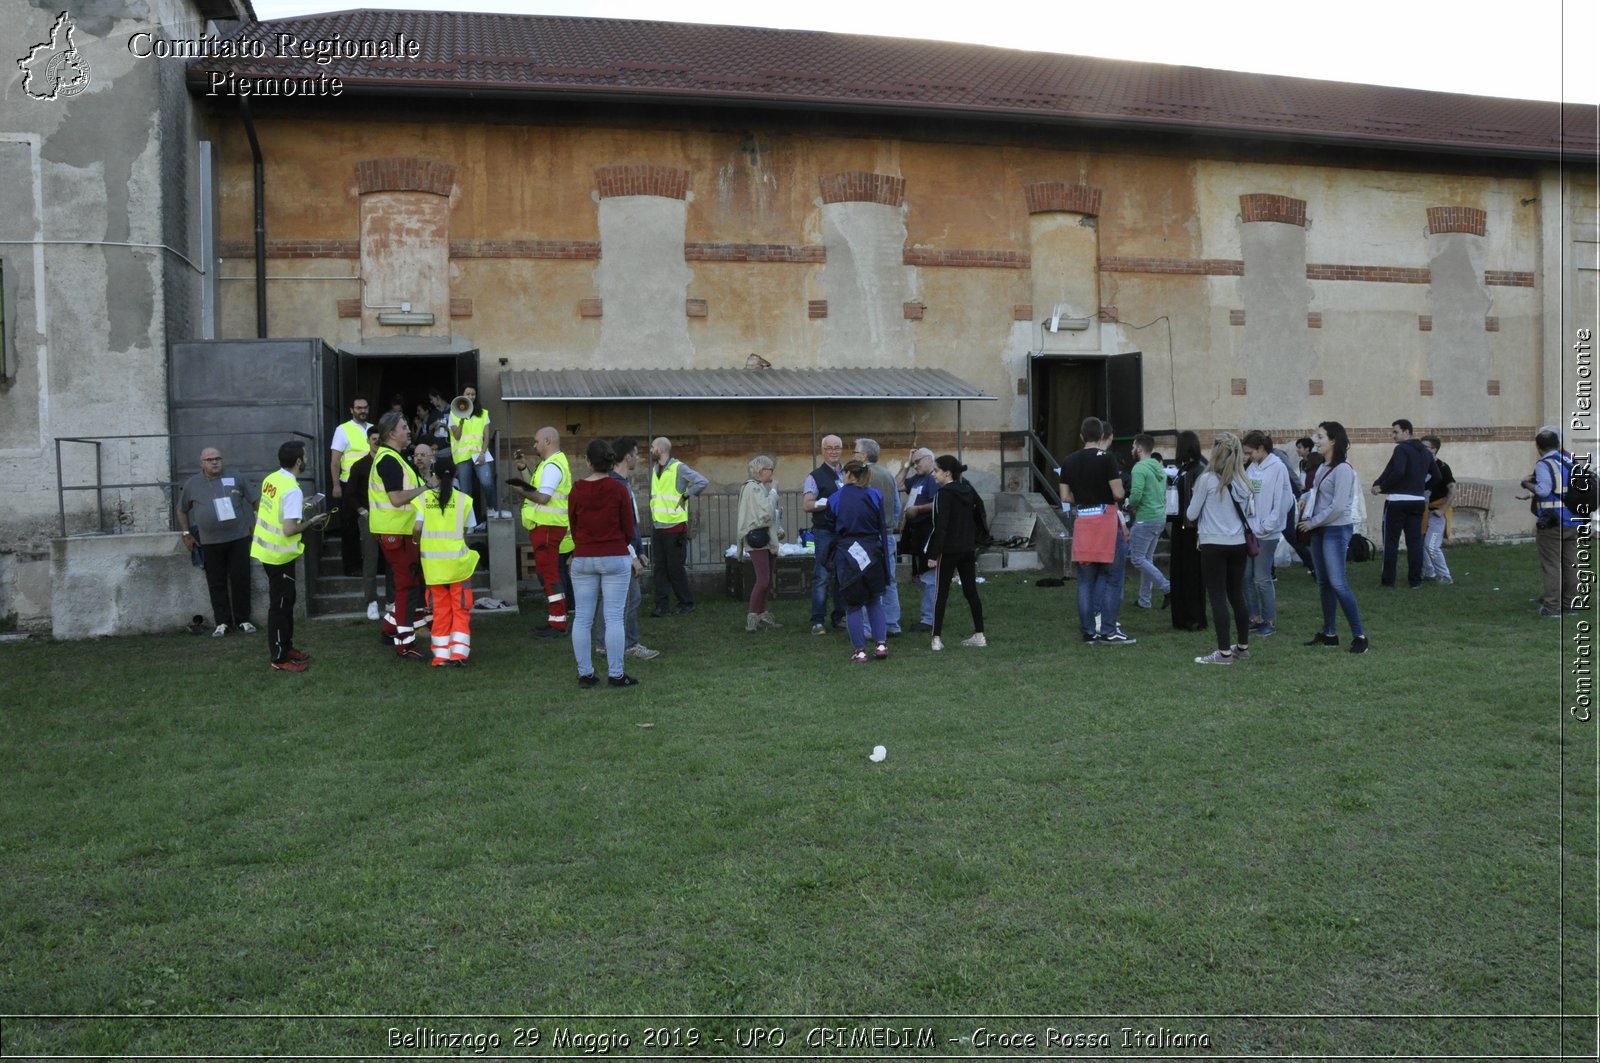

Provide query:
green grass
left=1, top=542, right=1593, bottom=1057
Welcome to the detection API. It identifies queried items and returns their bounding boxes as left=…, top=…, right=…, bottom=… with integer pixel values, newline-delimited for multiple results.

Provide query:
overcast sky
left=249, top=0, right=1599, bottom=104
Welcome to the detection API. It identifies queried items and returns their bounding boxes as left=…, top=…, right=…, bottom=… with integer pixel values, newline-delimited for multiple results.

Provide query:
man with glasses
left=177, top=447, right=259, bottom=637
left=803, top=435, right=847, bottom=634
left=896, top=447, right=939, bottom=631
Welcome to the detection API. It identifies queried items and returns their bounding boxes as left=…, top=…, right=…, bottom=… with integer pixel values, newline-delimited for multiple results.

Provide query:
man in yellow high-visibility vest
left=511, top=425, right=575, bottom=637
left=328, top=397, right=372, bottom=577
left=369, top=411, right=429, bottom=659
left=647, top=436, right=708, bottom=617
left=251, top=440, right=328, bottom=672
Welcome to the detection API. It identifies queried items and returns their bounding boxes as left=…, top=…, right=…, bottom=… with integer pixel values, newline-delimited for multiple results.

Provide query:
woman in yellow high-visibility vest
left=419, top=455, right=480, bottom=666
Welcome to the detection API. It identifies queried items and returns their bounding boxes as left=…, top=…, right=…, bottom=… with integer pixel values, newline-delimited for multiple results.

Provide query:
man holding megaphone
left=448, top=384, right=499, bottom=528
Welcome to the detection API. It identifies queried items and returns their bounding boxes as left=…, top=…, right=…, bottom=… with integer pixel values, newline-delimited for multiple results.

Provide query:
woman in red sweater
left=568, top=438, right=640, bottom=688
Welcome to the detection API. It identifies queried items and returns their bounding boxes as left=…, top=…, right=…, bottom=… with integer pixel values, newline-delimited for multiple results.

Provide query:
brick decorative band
left=448, top=240, right=600, bottom=260
left=1098, top=256, right=1243, bottom=276
left=220, top=240, right=358, bottom=259
left=1485, top=271, right=1535, bottom=287
left=685, top=243, right=824, bottom=263
left=1426, top=206, right=1487, bottom=236
left=450, top=298, right=473, bottom=318
left=595, top=164, right=690, bottom=200
left=355, top=158, right=455, bottom=197
left=1240, top=194, right=1307, bottom=226
left=1308, top=264, right=1432, bottom=283
left=819, top=171, right=905, bottom=206
left=903, top=248, right=1030, bottom=268
left=1023, top=182, right=1101, bottom=216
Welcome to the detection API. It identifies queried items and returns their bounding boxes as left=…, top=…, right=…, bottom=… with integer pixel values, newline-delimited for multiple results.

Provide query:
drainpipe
left=239, top=98, right=266, bottom=338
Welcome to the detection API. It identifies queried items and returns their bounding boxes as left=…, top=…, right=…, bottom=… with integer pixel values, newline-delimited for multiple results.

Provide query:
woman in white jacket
left=1184, top=432, right=1257, bottom=665
left=1242, top=430, right=1296, bottom=637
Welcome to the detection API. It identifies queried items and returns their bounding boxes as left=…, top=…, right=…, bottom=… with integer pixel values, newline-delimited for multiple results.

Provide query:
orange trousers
left=426, top=580, right=474, bottom=665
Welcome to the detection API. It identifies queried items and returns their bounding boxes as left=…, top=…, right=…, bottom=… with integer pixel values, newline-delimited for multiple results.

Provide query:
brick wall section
left=1239, top=194, right=1307, bottom=226
left=1426, top=206, right=1487, bottom=236
left=819, top=171, right=905, bottom=206
left=1485, top=316, right=1499, bottom=332
left=1308, top=264, right=1432, bottom=283
left=1231, top=378, right=1247, bottom=395
left=355, top=158, right=456, bottom=197
left=685, top=243, right=824, bottom=263
left=337, top=298, right=360, bottom=318
left=1308, top=379, right=1324, bottom=396
left=1485, top=271, right=1536, bottom=287
left=578, top=298, right=602, bottom=318
left=1487, top=380, right=1501, bottom=396
left=903, top=302, right=925, bottom=320
left=450, top=298, right=472, bottom=318
left=449, top=240, right=600, bottom=260
left=1307, top=312, right=1323, bottom=328
left=1014, top=304, right=1033, bottom=320
left=1419, top=315, right=1433, bottom=331
left=808, top=300, right=828, bottom=319
left=594, top=164, right=691, bottom=200
left=1419, top=379, right=1434, bottom=396
left=1229, top=309, right=1246, bottom=325
left=685, top=299, right=708, bottom=318
left=903, top=248, right=1030, bottom=268
left=1099, top=256, right=1243, bottom=276
left=1097, top=306, right=1118, bottom=322
left=220, top=240, right=359, bottom=259
left=1023, top=182, right=1102, bottom=216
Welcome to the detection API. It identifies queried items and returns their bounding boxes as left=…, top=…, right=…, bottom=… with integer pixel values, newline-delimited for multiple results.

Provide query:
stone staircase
left=308, top=526, right=494, bottom=618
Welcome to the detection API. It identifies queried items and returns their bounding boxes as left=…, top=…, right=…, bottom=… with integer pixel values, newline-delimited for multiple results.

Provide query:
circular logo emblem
left=46, top=50, right=91, bottom=97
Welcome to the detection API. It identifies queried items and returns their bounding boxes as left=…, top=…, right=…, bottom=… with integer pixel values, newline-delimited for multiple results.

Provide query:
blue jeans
left=810, top=528, right=842, bottom=626
left=881, top=534, right=901, bottom=631
left=1126, top=519, right=1170, bottom=606
left=1076, top=530, right=1128, bottom=635
left=1244, top=537, right=1279, bottom=622
left=918, top=570, right=937, bottom=625
left=1312, top=525, right=1364, bottom=637
left=570, top=554, right=630, bottom=678
left=595, top=568, right=641, bottom=650
left=1420, top=515, right=1451, bottom=580
left=455, top=460, right=499, bottom=516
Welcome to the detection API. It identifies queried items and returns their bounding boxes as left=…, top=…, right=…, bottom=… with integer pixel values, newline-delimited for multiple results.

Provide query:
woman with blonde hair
left=737, top=454, right=783, bottom=632
left=1184, top=432, right=1257, bottom=665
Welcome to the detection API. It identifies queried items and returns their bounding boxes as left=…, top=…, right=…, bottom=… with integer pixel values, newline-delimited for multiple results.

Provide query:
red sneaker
left=270, top=658, right=307, bottom=673
left=286, top=648, right=310, bottom=663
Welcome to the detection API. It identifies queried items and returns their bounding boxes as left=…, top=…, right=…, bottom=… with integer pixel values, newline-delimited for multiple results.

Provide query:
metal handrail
left=999, top=430, right=1065, bottom=501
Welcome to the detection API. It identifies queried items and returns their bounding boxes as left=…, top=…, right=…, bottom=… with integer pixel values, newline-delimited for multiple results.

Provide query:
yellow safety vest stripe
left=523, top=452, right=572, bottom=529
left=368, top=447, right=421, bottom=534
left=336, top=419, right=372, bottom=481
left=250, top=468, right=304, bottom=565
left=651, top=461, right=687, bottom=526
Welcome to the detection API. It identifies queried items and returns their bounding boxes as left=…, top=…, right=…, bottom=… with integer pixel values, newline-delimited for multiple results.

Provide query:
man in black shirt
left=1059, top=417, right=1134, bottom=644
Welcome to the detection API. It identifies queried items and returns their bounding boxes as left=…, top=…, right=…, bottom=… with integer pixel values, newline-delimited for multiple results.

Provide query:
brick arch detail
left=355, top=158, right=455, bottom=196
left=594, top=165, right=691, bottom=200
left=1426, top=206, right=1487, bottom=236
left=1023, top=182, right=1102, bottom=216
left=819, top=171, right=905, bottom=207
left=1240, top=193, right=1307, bottom=226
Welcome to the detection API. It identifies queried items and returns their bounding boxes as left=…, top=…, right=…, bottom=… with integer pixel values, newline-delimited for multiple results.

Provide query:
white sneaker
left=366, top=601, right=380, bottom=621
left=930, top=636, right=944, bottom=651
left=961, top=633, right=987, bottom=648
left=211, top=623, right=228, bottom=638
left=236, top=621, right=257, bottom=634
left=626, top=644, right=661, bottom=660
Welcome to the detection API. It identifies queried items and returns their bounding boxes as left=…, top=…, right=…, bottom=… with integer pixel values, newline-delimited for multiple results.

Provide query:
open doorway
left=1030, top=352, right=1144, bottom=477
left=338, top=353, right=478, bottom=428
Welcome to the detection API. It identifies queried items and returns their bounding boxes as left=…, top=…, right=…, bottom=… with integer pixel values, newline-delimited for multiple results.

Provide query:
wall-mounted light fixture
left=1046, top=303, right=1091, bottom=332
left=377, top=310, right=435, bottom=326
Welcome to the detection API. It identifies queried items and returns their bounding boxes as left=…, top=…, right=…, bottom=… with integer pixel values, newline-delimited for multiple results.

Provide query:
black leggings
left=933, top=551, right=984, bottom=637
left=1199, top=543, right=1251, bottom=652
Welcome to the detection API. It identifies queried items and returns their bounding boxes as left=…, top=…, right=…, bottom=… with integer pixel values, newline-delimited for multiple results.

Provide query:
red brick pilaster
left=356, top=158, right=455, bottom=196
left=1023, top=182, right=1101, bottom=216
left=819, top=172, right=905, bottom=206
left=1240, top=194, right=1307, bottom=226
left=594, top=165, right=691, bottom=200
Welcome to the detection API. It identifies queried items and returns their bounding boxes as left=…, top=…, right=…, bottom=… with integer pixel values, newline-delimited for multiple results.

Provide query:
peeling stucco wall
left=593, top=194, right=694, bottom=367
left=819, top=201, right=915, bottom=367
left=1239, top=220, right=1315, bottom=421
left=1426, top=232, right=1493, bottom=424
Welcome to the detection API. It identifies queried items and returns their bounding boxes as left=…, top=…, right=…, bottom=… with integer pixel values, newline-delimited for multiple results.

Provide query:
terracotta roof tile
left=189, top=10, right=1595, bottom=159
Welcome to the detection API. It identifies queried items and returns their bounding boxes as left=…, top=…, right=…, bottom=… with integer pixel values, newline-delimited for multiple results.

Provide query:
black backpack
left=1347, top=533, right=1375, bottom=562
left=1546, top=455, right=1599, bottom=518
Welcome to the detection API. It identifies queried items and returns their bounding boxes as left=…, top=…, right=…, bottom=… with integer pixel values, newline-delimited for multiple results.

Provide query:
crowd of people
left=175, top=407, right=1591, bottom=677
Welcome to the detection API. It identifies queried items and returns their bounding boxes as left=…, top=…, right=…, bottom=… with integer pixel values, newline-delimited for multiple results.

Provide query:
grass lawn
left=1, top=542, right=1594, bottom=1057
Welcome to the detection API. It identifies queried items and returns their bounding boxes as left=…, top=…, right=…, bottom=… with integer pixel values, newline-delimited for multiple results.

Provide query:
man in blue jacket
left=1371, top=418, right=1438, bottom=589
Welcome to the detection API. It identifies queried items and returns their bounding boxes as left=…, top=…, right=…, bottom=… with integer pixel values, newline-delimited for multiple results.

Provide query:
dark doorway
left=1030, top=352, right=1144, bottom=477
left=338, top=353, right=478, bottom=426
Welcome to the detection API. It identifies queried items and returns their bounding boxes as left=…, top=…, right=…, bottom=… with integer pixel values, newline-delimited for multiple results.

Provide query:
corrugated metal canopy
left=498, top=367, right=996, bottom=402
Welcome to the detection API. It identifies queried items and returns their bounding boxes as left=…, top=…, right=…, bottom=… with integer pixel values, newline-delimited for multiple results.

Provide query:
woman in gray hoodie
left=1184, top=432, right=1257, bottom=665
left=1297, top=420, right=1368, bottom=653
